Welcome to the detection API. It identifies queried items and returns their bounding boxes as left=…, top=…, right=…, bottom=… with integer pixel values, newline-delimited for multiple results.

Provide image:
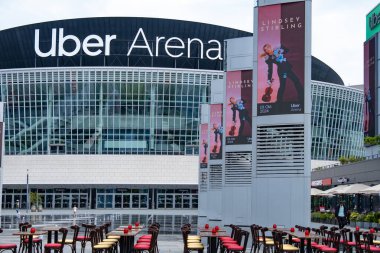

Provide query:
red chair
left=0, top=228, right=17, bottom=253
left=361, top=232, right=380, bottom=253
left=220, top=227, right=242, bottom=253
left=340, top=228, right=355, bottom=253
left=44, top=228, right=68, bottom=253
left=19, top=224, right=42, bottom=253
left=224, top=230, right=250, bottom=253
left=317, top=231, right=340, bottom=253
left=134, top=229, right=158, bottom=253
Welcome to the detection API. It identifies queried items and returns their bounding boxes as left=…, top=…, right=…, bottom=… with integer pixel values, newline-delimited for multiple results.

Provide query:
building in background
left=0, top=17, right=364, bottom=209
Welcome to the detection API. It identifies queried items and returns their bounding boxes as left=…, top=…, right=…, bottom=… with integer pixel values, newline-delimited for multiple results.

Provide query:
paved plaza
left=0, top=209, right=197, bottom=253
left=0, top=209, right=352, bottom=253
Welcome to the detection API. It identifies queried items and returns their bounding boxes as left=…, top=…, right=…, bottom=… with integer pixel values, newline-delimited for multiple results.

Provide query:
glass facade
left=0, top=68, right=223, bottom=155
left=311, top=81, right=364, bottom=160
left=0, top=69, right=364, bottom=160
left=1, top=188, right=198, bottom=209
left=0, top=68, right=366, bottom=210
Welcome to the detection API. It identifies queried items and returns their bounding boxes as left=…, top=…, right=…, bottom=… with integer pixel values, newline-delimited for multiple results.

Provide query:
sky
left=0, top=0, right=376, bottom=86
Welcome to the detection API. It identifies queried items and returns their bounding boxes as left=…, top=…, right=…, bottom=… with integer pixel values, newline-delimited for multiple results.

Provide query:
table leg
left=28, top=235, right=33, bottom=253
left=306, top=238, right=312, bottom=253
left=119, top=237, right=126, bottom=253
left=210, top=237, right=217, bottom=253
left=127, top=236, right=135, bottom=253
left=47, top=231, right=52, bottom=243
left=299, top=238, right=305, bottom=253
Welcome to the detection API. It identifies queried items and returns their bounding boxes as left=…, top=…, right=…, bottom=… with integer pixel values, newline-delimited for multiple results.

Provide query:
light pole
left=26, top=169, right=29, bottom=214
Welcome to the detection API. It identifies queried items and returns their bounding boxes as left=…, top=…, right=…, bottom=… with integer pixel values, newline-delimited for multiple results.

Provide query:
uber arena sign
left=34, top=28, right=223, bottom=60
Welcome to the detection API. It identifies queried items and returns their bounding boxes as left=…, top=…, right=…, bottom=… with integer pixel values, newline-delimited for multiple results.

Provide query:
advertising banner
left=364, top=37, right=377, bottom=137
left=366, top=3, right=380, bottom=41
left=257, top=1, right=305, bottom=116
left=209, top=104, right=223, bottom=160
left=0, top=122, right=2, bottom=168
left=199, top=123, right=208, bottom=168
left=226, top=70, right=253, bottom=145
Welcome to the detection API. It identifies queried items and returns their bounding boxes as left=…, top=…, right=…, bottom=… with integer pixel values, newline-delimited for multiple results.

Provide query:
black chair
left=77, top=224, right=96, bottom=253
left=58, top=225, right=79, bottom=253
left=44, top=228, right=68, bottom=253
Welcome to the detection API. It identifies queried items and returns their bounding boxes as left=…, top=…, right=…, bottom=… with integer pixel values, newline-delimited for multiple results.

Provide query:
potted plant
left=374, top=212, right=380, bottom=226
left=356, top=213, right=366, bottom=228
left=364, top=212, right=377, bottom=228
left=311, top=212, right=321, bottom=223
left=29, top=192, right=42, bottom=212
left=349, top=211, right=359, bottom=228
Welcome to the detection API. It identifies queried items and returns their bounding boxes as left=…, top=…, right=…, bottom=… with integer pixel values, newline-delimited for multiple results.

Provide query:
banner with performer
left=209, top=104, right=223, bottom=160
left=257, top=1, right=305, bottom=115
left=199, top=123, right=208, bottom=168
left=226, top=70, right=253, bottom=145
left=364, top=37, right=377, bottom=137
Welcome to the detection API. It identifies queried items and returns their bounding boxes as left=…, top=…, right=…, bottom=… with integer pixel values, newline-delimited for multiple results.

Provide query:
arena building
left=0, top=17, right=364, bottom=210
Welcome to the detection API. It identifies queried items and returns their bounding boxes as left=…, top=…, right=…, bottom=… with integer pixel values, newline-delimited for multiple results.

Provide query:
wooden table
left=116, top=225, right=144, bottom=230
left=107, top=229, right=142, bottom=253
left=41, top=226, right=61, bottom=243
left=286, top=231, right=321, bottom=253
left=198, top=228, right=227, bottom=233
left=13, top=231, right=47, bottom=253
left=199, top=231, right=228, bottom=253
left=267, top=227, right=291, bottom=232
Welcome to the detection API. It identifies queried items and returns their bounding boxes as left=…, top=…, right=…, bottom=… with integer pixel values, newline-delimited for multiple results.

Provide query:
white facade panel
left=3, top=155, right=198, bottom=185
left=225, top=37, right=253, bottom=71
left=211, top=79, right=225, bottom=104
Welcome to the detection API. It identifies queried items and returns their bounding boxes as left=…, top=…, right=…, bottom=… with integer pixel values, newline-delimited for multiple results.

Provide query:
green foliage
left=374, top=212, right=380, bottom=221
left=350, top=212, right=360, bottom=222
left=311, top=211, right=380, bottom=224
left=357, top=213, right=367, bottom=222
left=317, top=212, right=334, bottom=221
left=364, top=212, right=377, bottom=223
left=339, top=157, right=348, bottom=165
left=339, top=156, right=365, bottom=165
left=311, top=212, right=321, bottom=219
left=325, top=212, right=335, bottom=220
left=29, top=192, right=42, bottom=205
left=364, top=135, right=380, bottom=146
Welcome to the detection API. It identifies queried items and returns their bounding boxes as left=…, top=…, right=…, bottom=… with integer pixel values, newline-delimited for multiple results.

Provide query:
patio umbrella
left=358, top=184, right=380, bottom=194
left=322, top=185, right=349, bottom=194
left=311, top=188, right=324, bottom=196
left=334, top=183, right=370, bottom=194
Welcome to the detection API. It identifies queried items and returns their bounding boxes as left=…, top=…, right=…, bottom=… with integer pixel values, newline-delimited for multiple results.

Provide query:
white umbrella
left=323, top=185, right=349, bottom=194
left=335, top=183, right=369, bottom=194
left=358, top=184, right=380, bottom=194
left=311, top=188, right=324, bottom=196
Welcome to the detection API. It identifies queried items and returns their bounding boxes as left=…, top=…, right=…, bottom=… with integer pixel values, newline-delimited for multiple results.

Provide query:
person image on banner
left=364, top=87, right=373, bottom=135
left=261, top=44, right=303, bottom=103
left=228, top=97, right=251, bottom=137
left=211, top=123, right=223, bottom=154
left=201, top=139, right=208, bottom=163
